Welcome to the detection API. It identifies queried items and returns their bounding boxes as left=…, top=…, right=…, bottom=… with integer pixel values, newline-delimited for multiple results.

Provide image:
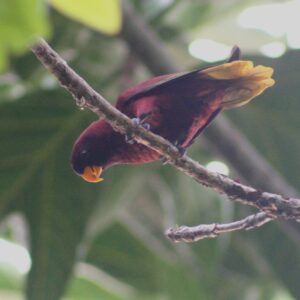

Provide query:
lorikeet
left=71, top=47, right=274, bottom=183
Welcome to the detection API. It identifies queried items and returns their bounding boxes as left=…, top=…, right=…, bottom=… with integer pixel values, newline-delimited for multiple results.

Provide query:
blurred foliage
left=227, top=52, right=300, bottom=190
left=50, top=0, right=122, bottom=35
left=0, top=0, right=49, bottom=71
left=0, top=0, right=299, bottom=300
left=0, top=0, right=121, bottom=73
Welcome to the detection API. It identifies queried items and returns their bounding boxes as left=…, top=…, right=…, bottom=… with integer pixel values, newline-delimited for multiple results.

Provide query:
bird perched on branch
left=71, top=47, right=274, bottom=183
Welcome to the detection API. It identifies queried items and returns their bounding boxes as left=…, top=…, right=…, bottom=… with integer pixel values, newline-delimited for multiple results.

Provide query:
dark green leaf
left=0, top=90, right=100, bottom=300
left=0, top=0, right=50, bottom=71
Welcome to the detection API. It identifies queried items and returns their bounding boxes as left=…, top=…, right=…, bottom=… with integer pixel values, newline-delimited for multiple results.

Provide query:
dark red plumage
left=71, top=47, right=274, bottom=182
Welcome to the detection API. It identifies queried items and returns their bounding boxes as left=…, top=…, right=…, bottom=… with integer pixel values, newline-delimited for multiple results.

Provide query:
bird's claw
left=125, top=117, right=151, bottom=144
left=160, top=143, right=186, bottom=165
left=132, top=117, right=151, bottom=130
left=160, top=155, right=169, bottom=165
left=125, top=133, right=135, bottom=144
left=76, top=97, right=86, bottom=109
left=141, top=122, right=151, bottom=130
left=177, top=146, right=186, bottom=157
left=173, top=141, right=187, bottom=157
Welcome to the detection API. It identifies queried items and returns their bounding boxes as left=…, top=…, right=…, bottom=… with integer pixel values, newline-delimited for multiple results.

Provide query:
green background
left=0, top=1, right=299, bottom=299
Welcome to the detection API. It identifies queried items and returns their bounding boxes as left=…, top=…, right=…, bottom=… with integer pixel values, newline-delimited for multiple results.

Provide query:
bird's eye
left=80, top=149, right=88, bottom=156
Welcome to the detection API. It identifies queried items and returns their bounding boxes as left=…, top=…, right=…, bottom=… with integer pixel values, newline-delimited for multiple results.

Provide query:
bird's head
left=71, top=120, right=118, bottom=183
left=71, top=145, right=104, bottom=183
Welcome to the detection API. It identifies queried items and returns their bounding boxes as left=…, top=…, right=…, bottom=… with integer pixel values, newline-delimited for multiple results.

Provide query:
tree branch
left=31, top=39, right=300, bottom=230
left=166, top=212, right=273, bottom=243
left=121, top=0, right=297, bottom=198
left=120, top=0, right=300, bottom=242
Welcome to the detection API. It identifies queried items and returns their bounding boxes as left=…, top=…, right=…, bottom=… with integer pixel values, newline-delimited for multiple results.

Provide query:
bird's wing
left=116, top=46, right=242, bottom=111
left=116, top=70, right=198, bottom=110
left=182, top=108, right=221, bottom=149
left=117, top=60, right=274, bottom=111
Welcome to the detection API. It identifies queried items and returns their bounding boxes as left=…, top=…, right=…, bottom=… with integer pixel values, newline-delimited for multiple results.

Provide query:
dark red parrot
left=71, top=47, right=274, bottom=182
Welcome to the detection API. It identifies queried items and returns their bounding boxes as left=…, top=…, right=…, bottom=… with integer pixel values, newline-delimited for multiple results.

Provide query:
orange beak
left=81, top=166, right=103, bottom=183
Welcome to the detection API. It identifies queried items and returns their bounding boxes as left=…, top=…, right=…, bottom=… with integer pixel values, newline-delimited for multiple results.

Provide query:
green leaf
left=50, top=0, right=122, bottom=35
left=0, top=0, right=50, bottom=71
left=65, top=276, right=128, bottom=300
left=0, top=90, right=101, bottom=300
left=178, top=2, right=211, bottom=30
left=250, top=225, right=300, bottom=299
left=86, top=222, right=163, bottom=293
left=65, top=274, right=167, bottom=300
left=0, top=266, right=23, bottom=291
left=86, top=222, right=209, bottom=299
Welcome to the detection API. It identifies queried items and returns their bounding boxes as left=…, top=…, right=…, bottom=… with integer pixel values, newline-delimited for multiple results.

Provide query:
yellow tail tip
left=201, top=60, right=275, bottom=108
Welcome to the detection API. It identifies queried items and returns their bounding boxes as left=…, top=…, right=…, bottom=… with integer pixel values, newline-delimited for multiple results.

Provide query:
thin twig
left=166, top=212, right=273, bottom=243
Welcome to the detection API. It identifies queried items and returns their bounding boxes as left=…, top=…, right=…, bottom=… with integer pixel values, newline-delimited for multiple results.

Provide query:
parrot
left=71, top=47, right=274, bottom=183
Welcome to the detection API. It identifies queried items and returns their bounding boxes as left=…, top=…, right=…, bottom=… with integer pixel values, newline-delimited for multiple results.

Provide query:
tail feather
left=228, top=46, right=242, bottom=62
left=200, top=60, right=275, bottom=109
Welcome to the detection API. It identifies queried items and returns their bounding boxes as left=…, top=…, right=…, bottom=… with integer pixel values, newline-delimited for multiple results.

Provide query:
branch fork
left=32, top=38, right=299, bottom=243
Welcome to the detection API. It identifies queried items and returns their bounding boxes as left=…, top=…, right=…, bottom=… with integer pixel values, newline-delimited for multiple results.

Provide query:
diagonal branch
left=31, top=39, right=300, bottom=229
left=121, top=0, right=298, bottom=198
left=120, top=0, right=300, bottom=242
left=166, top=212, right=273, bottom=243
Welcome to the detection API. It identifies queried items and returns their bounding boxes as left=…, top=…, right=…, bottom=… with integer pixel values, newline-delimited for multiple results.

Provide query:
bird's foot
left=176, top=146, right=187, bottom=157
left=132, top=117, right=151, bottom=130
left=76, top=97, right=86, bottom=110
left=125, top=115, right=151, bottom=144
left=125, top=133, right=135, bottom=144
left=173, top=141, right=187, bottom=157
left=160, top=155, right=169, bottom=165
left=160, top=142, right=186, bottom=165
